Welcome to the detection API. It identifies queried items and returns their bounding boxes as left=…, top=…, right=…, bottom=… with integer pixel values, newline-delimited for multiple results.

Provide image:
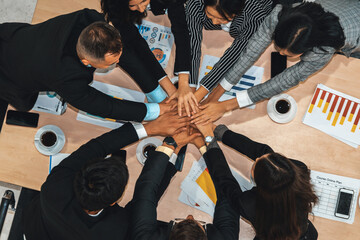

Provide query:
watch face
left=205, top=136, right=214, bottom=143
left=164, top=137, right=177, bottom=148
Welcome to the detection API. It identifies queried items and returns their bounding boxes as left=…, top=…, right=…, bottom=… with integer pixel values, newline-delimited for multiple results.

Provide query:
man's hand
left=159, top=102, right=175, bottom=115
left=144, top=111, right=190, bottom=136
left=190, top=128, right=206, bottom=149
left=172, top=128, right=201, bottom=149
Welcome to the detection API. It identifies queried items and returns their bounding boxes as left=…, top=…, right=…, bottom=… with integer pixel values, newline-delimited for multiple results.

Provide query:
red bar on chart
left=323, top=93, right=333, bottom=113
left=327, top=95, right=339, bottom=120
left=308, top=88, right=321, bottom=113
left=317, top=90, right=327, bottom=108
left=340, top=100, right=352, bottom=125
left=348, top=103, right=358, bottom=122
left=332, top=98, right=345, bottom=126
left=351, top=109, right=360, bottom=133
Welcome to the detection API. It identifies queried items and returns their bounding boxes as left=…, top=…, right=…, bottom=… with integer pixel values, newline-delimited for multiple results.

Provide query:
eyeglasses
left=172, top=218, right=207, bottom=231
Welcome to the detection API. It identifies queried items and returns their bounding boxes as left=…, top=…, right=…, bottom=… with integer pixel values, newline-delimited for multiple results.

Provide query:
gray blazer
left=222, top=0, right=360, bottom=104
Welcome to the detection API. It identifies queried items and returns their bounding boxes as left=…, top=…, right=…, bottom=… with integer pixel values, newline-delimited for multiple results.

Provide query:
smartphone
left=271, top=52, right=287, bottom=78
left=6, top=110, right=39, bottom=128
left=334, top=188, right=354, bottom=219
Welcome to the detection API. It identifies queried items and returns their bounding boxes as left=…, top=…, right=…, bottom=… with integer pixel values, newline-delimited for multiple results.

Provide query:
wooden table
left=0, top=1, right=359, bottom=239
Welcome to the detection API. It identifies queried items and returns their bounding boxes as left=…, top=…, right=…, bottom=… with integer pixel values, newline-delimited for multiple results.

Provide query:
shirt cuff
left=175, top=71, right=190, bottom=75
left=130, top=122, right=148, bottom=139
left=199, top=146, right=207, bottom=155
left=158, top=75, right=167, bottom=82
left=169, top=153, right=178, bottom=165
left=236, top=91, right=253, bottom=108
left=144, top=103, right=160, bottom=121
left=214, top=125, right=229, bottom=142
left=220, top=78, right=234, bottom=91
left=145, top=85, right=167, bottom=103
left=189, top=83, right=198, bottom=89
left=156, top=146, right=174, bottom=157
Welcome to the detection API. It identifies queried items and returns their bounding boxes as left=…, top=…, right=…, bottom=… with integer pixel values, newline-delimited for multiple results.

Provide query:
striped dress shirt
left=185, top=0, right=273, bottom=91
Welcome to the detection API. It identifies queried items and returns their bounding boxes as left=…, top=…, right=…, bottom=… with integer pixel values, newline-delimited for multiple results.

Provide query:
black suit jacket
left=23, top=122, right=141, bottom=240
left=0, top=9, right=147, bottom=121
left=204, top=129, right=318, bottom=240
left=111, top=0, right=190, bottom=81
left=150, top=0, right=191, bottom=73
left=130, top=149, right=239, bottom=240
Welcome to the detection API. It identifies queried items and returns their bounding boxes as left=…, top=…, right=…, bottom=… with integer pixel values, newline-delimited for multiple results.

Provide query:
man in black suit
left=22, top=111, right=190, bottom=240
left=130, top=129, right=240, bottom=240
left=0, top=9, right=164, bottom=122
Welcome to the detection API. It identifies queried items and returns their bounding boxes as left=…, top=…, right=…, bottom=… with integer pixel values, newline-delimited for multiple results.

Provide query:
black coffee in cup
left=275, top=99, right=291, bottom=114
left=143, top=144, right=156, bottom=158
left=40, top=131, right=57, bottom=147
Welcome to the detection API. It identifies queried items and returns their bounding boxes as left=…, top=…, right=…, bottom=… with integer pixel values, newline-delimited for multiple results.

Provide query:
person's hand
left=172, top=128, right=201, bottom=149
left=158, top=102, right=176, bottom=115
left=194, top=122, right=215, bottom=138
left=190, top=128, right=206, bottom=149
left=144, top=111, right=190, bottom=136
left=191, top=102, right=228, bottom=125
left=167, top=84, right=198, bottom=117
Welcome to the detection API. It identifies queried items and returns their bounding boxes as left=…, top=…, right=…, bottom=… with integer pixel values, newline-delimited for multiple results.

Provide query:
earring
left=87, top=64, right=92, bottom=68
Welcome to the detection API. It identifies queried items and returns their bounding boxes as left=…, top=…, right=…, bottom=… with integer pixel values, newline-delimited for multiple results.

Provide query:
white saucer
left=136, top=137, right=162, bottom=165
left=34, top=125, right=65, bottom=156
left=267, top=94, right=297, bottom=124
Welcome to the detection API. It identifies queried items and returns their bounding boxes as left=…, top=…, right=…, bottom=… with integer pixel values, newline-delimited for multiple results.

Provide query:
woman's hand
left=167, top=75, right=198, bottom=117
left=191, top=102, right=228, bottom=125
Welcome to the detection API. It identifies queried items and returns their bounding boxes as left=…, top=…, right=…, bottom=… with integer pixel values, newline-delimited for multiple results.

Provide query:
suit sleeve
left=186, top=0, right=205, bottom=87
left=167, top=0, right=191, bottom=73
left=130, top=151, right=170, bottom=240
left=112, top=20, right=167, bottom=81
left=221, top=130, right=274, bottom=161
left=200, top=5, right=271, bottom=91
left=203, top=148, right=240, bottom=239
left=55, top=75, right=147, bottom=122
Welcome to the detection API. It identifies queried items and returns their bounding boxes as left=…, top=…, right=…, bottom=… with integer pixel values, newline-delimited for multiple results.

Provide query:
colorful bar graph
left=348, top=103, right=358, bottom=122
left=323, top=93, right=333, bottom=113
left=351, top=108, right=360, bottom=133
left=317, top=90, right=327, bottom=108
left=332, top=98, right=345, bottom=126
left=308, top=88, right=321, bottom=113
left=340, top=100, right=352, bottom=125
left=327, top=95, right=339, bottom=120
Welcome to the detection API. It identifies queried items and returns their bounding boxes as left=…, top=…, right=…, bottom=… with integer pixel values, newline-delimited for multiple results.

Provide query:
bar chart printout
left=198, top=55, right=264, bottom=109
left=303, top=84, right=360, bottom=147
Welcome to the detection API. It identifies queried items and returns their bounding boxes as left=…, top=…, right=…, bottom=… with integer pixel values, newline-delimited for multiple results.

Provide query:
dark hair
left=204, top=0, right=245, bottom=21
left=77, top=21, right=122, bottom=61
left=254, top=153, right=318, bottom=240
left=74, top=155, right=129, bottom=211
left=273, top=3, right=345, bottom=54
left=101, top=0, right=147, bottom=25
left=170, top=219, right=207, bottom=240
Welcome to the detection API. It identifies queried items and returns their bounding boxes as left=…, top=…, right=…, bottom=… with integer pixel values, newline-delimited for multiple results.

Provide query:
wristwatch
left=205, top=136, right=215, bottom=144
left=163, top=136, right=178, bottom=149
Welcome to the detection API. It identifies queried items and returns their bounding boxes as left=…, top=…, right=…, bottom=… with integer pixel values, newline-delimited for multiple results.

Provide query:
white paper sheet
left=76, top=81, right=145, bottom=129
left=49, top=153, right=70, bottom=173
left=32, top=91, right=66, bottom=115
left=303, top=84, right=360, bottom=148
left=137, top=20, right=174, bottom=68
left=198, top=55, right=264, bottom=109
left=179, top=157, right=254, bottom=216
left=311, top=170, right=360, bottom=224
